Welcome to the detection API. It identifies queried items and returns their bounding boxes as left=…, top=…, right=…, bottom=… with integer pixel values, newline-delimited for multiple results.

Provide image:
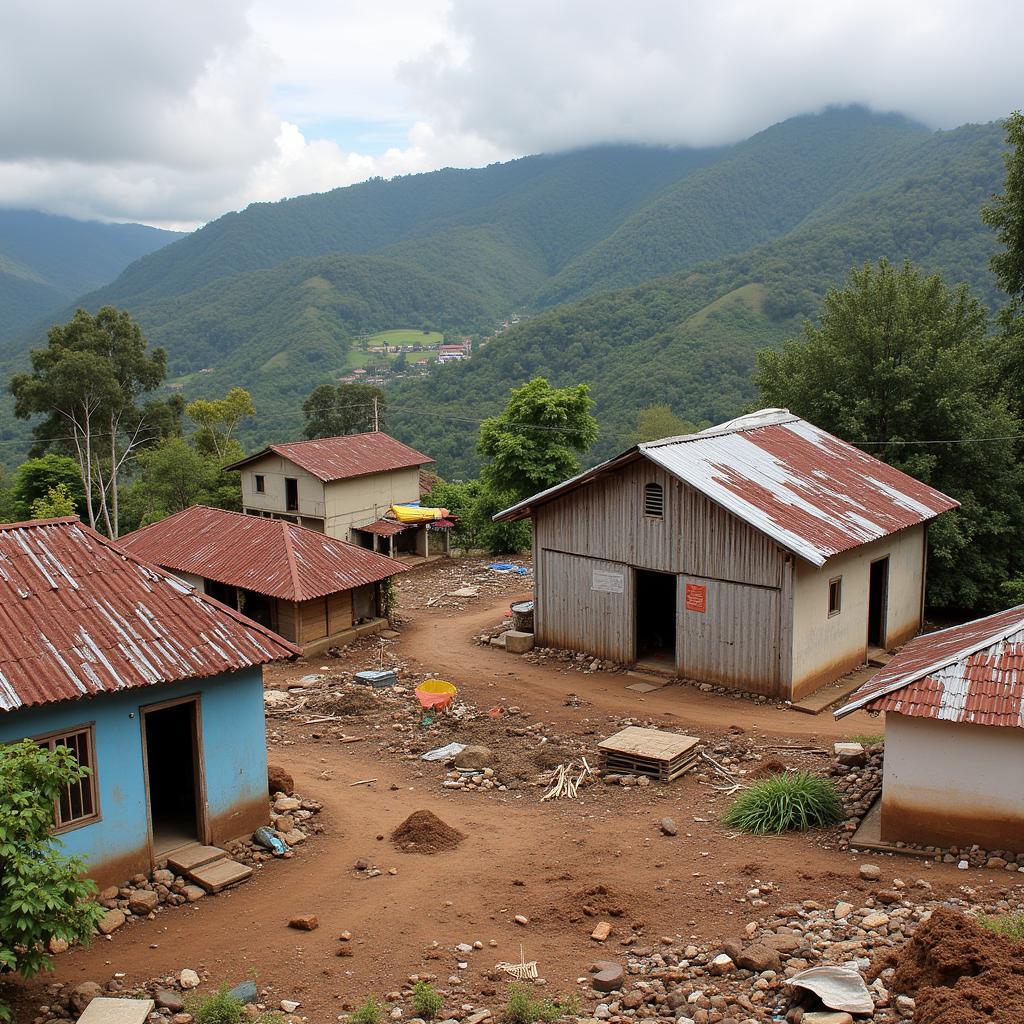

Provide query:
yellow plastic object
left=390, top=504, right=451, bottom=524
left=415, top=678, right=457, bottom=711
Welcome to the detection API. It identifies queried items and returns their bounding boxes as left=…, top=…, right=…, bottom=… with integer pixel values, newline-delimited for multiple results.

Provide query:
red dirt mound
left=390, top=810, right=465, bottom=854
left=884, top=907, right=1024, bottom=1024
left=749, top=758, right=787, bottom=779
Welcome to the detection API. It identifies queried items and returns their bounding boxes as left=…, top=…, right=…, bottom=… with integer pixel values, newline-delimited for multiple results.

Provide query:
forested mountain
left=387, top=120, right=1008, bottom=477
left=0, top=108, right=1009, bottom=465
left=0, top=210, right=182, bottom=341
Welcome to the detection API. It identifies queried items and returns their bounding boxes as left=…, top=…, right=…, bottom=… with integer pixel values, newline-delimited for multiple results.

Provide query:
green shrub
left=350, top=997, right=385, bottom=1024
left=411, top=981, right=444, bottom=1021
left=979, top=912, right=1024, bottom=940
left=724, top=771, right=844, bottom=834
left=186, top=987, right=245, bottom=1024
left=503, top=984, right=572, bottom=1024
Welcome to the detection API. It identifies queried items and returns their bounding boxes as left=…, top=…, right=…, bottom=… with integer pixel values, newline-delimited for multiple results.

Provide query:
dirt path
left=395, top=593, right=880, bottom=739
left=20, top=584, right=901, bottom=1022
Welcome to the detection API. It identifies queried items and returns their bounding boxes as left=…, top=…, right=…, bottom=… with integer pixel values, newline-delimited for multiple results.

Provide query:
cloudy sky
left=1, top=0, right=1021, bottom=230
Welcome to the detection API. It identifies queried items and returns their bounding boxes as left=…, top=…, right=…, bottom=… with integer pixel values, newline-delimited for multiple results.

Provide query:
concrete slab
left=189, top=857, right=253, bottom=893
left=166, top=844, right=225, bottom=873
left=790, top=665, right=877, bottom=716
left=504, top=630, right=535, bottom=654
left=625, top=682, right=660, bottom=693
left=76, top=997, right=155, bottom=1023
left=849, top=798, right=933, bottom=861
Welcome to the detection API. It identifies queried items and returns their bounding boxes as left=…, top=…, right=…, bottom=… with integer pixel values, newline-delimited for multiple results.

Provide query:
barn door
left=679, top=576, right=781, bottom=695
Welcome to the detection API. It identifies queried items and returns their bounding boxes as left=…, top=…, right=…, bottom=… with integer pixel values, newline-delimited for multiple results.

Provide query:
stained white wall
left=790, top=525, right=925, bottom=697
left=881, top=714, right=1024, bottom=849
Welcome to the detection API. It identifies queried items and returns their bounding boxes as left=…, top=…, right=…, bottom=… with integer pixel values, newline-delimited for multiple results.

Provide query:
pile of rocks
left=86, top=869, right=207, bottom=941
left=575, top=873, right=1024, bottom=1024
left=442, top=767, right=508, bottom=793
left=227, top=792, right=325, bottom=864
left=827, top=743, right=884, bottom=850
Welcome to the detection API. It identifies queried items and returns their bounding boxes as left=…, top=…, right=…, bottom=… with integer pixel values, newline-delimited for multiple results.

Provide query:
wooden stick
left=350, top=778, right=377, bottom=786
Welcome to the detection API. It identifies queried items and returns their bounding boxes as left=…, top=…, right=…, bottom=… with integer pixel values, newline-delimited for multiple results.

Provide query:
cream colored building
left=837, top=605, right=1024, bottom=851
left=496, top=409, right=958, bottom=701
left=227, top=432, right=450, bottom=559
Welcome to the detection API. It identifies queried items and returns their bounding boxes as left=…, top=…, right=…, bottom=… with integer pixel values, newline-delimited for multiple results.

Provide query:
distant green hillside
left=0, top=209, right=183, bottom=341
left=386, top=119, right=1007, bottom=478
left=0, top=108, right=1009, bottom=465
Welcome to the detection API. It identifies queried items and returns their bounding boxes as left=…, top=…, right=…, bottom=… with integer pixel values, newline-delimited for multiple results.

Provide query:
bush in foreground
left=724, top=771, right=843, bottom=834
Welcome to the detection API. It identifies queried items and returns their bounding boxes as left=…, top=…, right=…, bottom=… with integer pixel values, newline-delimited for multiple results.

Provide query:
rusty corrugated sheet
left=497, top=409, right=958, bottom=567
left=119, top=506, right=408, bottom=602
left=357, top=519, right=409, bottom=537
left=226, top=432, right=431, bottom=482
left=0, top=517, right=299, bottom=713
left=835, top=604, right=1024, bottom=726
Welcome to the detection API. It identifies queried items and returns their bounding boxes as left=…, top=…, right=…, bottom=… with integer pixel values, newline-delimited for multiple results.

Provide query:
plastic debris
left=252, top=826, right=288, bottom=857
left=785, top=963, right=874, bottom=1014
left=422, top=742, right=467, bottom=761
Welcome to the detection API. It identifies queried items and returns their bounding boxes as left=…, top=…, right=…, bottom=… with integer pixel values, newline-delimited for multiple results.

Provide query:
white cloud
left=0, top=0, right=1021, bottom=228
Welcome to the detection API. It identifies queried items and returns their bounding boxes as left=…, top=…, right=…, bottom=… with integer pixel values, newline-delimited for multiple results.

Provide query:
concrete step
left=76, top=997, right=155, bottom=1023
left=188, top=856, right=254, bottom=893
left=166, top=844, right=227, bottom=874
left=867, top=648, right=892, bottom=668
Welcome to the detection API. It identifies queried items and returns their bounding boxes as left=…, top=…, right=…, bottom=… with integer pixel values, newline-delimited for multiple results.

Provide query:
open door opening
left=635, top=570, right=677, bottom=668
left=143, top=700, right=203, bottom=857
left=868, top=557, right=889, bottom=650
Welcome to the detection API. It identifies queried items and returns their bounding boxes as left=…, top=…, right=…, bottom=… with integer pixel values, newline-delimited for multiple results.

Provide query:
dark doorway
left=868, top=557, right=889, bottom=649
left=143, top=700, right=202, bottom=856
left=635, top=570, right=677, bottom=666
left=239, top=589, right=275, bottom=630
left=285, top=477, right=299, bottom=512
left=204, top=579, right=238, bottom=609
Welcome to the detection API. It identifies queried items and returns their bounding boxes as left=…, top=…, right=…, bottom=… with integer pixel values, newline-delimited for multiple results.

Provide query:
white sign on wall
left=592, top=569, right=625, bottom=593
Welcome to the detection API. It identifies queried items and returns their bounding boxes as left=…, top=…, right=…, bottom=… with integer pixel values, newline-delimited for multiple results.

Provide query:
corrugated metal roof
left=119, top=506, right=407, bottom=602
left=0, top=517, right=299, bottom=713
left=495, top=409, right=958, bottom=566
left=357, top=519, right=409, bottom=537
left=226, top=432, right=432, bottom=482
left=835, top=604, right=1024, bottom=726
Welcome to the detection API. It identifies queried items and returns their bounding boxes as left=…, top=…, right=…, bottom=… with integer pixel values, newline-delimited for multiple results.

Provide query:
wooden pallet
left=598, top=726, right=699, bottom=782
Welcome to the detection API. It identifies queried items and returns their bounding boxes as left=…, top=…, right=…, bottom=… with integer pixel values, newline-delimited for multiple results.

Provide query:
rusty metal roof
left=357, top=519, right=409, bottom=537
left=0, top=517, right=299, bottom=713
left=119, top=506, right=407, bottom=602
left=835, top=604, right=1024, bottom=726
left=226, top=431, right=432, bottom=482
left=495, top=409, right=958, bottom=566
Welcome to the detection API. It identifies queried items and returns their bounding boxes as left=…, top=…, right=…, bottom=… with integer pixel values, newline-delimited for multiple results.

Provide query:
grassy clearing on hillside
left=684, top=282, right=767, bottom=330
left=366, top=328, right=444, bottom=347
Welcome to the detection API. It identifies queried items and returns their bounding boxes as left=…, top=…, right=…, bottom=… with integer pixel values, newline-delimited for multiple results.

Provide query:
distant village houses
left=495, top=409, right=957, bottom=701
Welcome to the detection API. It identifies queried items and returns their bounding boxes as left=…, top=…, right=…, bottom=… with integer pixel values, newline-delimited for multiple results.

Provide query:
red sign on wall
left=685, top=583, right=707, bottom=613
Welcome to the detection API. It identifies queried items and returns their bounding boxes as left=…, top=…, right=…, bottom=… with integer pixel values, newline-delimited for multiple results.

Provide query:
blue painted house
left=0, top=517, right=298, bottom=887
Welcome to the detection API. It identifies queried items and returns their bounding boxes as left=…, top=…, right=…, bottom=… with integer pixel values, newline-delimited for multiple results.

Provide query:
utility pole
left=373, top=396, right=379, bottom=431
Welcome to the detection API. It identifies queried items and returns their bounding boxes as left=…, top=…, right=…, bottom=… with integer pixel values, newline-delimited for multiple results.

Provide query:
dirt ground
left=17, top=560, right=1007, bottom=1022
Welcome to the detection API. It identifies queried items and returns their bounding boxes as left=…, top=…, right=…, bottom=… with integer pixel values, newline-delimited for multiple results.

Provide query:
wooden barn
left=836, top=605, right=1024, bottom=851
left=494, top=409, right=958, bottom=700
left=120, top=505, right=407, bottom=654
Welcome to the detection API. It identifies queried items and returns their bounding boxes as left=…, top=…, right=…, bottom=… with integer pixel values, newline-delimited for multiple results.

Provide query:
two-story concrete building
left=495, top=409, right=958, bottom=701
left=228, top=432, right=450, bottom=559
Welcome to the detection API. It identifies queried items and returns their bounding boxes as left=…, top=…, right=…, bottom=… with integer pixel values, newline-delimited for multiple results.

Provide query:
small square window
left=828, top=577, right=842, bottom=617
left=644, top=482, right=664, bottom=518
left=37, top=726, right=99, bottom=831
left=254, top=474, right=265, bottom=493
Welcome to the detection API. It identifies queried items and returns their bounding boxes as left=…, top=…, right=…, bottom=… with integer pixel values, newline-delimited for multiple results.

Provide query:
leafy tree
left=10, top=306, right=166, bottom=537
left=0, top=741, right=105, bottom=1021
left=0, top=468, right=17, bottom=524
left=422, top=479, right=530, bottom=554
left=11, top=454, right=86, bottom=520
left=982, top=111, right=1024, bottom=406
left=628, top=405, right=698, bottom=445
left=30, top=483, right=77, bottom=519
left=302, top=383, right=385, bottom=438
left=186, top=387, right=255, bottom=459
left=478, top=378, right=598, bottom=501
left=121, top=437, right=242, bottom=530
left=756, top=258, right=1024, bottom=611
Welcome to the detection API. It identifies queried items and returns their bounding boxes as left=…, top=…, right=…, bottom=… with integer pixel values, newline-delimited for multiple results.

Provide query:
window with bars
left=643, top=482, right=665, bottom=518
left=37, top=727, right=99, bottom=830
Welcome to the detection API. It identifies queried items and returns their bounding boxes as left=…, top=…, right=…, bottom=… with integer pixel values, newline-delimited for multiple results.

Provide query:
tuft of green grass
left=186, top=988, right=245, bottom=1024
left=979, top=912, right=1024, bottom=940
left=724, top=771, right=844, bottom=834
left=350, top=998, right=385, bottom=1024
left=503, top=984, right=577, bottom=1024
left=848, top=733, right=884, bottom=746
left=411, top=981, right=444, bottom=1021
